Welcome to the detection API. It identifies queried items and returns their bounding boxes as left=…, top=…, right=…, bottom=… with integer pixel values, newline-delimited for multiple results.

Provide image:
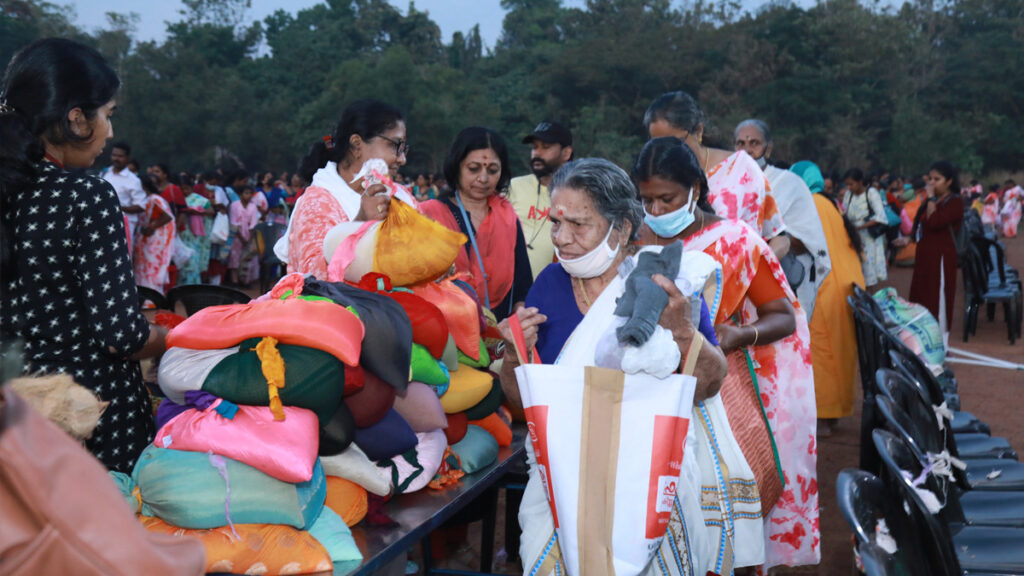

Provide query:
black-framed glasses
left=377, top=135, right=410, bottom=156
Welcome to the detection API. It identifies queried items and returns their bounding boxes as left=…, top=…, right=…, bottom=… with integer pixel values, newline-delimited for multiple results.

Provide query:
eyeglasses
left=377, top=135, right=410, bottom=157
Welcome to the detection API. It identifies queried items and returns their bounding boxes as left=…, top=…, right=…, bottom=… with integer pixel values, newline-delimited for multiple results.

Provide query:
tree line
left=2, top=0, right=1021, bottom=179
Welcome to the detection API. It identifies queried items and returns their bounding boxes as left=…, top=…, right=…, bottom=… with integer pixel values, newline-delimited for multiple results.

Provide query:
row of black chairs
left=840, top=286, right=1024, bottom=575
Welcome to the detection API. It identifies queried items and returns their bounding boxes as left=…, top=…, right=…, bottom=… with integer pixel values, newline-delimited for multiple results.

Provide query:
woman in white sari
left=497, top=159, right=731, bottom=576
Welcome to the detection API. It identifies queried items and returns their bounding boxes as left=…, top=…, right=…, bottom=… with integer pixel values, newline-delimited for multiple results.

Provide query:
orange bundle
left=138, top=516, right=333, bottom=575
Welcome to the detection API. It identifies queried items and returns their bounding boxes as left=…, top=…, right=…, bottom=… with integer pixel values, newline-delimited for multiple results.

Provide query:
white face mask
left=555, top=223, right=619, bottom=279
left=755, top=155, right=768, bottom=169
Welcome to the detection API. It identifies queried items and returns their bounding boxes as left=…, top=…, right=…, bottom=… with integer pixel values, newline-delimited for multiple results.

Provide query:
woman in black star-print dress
left=1, top=39, right=168, bottom=473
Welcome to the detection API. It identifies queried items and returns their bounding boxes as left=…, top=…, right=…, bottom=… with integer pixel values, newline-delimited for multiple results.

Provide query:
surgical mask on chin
left=555, top=224, right=619, bottom=279
left=643, top=186, right=696, bottom=238
left=755, top=155, right=768, bottom=169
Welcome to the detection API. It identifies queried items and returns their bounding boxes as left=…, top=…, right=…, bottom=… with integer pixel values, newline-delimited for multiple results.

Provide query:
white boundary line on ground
left=946, top=346, right=1024, bottom=371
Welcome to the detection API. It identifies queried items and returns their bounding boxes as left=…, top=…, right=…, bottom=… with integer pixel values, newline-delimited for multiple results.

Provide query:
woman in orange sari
left=633, top=137, right=819, bottom=571
left=419, top=127, right=533, bottom=321
left=790, top=161, right=865, bottom=426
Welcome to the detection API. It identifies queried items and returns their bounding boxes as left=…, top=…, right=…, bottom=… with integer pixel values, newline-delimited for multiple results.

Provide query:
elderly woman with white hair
left=497, top=158, right=729, bottom=576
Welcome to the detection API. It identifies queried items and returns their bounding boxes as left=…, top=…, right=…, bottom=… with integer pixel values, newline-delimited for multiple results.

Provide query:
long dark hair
left=910, top=160, right=961, bottom=240
left=630, top=136, right=714, bottom=213
left=818, top=193, right=864, bottom=260
left=443, top=126, right=512, bottom=195
left=297, top=99, right=404, bottom=182
left=1, top=38, right=120, bottom=282
left=929, top=160, right=960, bottom=196
left=1, top=38, right=120, bottom=189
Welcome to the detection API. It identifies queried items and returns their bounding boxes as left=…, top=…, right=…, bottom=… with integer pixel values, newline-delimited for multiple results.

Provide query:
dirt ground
left=427, top=231, right=1024, bottom=576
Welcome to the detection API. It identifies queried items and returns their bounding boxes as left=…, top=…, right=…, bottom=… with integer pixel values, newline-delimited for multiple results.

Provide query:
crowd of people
left=91, top=140, right=462, bottom=295
left=2, top=37, right=1022, bottom=575
left=96, top=143, right=310, bottom=290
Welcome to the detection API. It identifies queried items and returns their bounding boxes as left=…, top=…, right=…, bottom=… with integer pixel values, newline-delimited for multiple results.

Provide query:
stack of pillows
left=112, top=266, right=513, bottom=574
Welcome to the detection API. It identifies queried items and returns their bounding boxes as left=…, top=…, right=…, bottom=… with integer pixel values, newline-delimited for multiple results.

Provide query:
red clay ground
left=430, top=231, right=1024, bottom=576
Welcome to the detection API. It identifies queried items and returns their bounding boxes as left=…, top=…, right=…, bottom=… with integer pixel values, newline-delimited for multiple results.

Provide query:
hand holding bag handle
left=507, top=312, right=540, bottom=365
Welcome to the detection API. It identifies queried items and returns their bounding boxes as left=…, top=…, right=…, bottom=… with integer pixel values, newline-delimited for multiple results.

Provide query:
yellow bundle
left=374, top=198, right=466, bottom=286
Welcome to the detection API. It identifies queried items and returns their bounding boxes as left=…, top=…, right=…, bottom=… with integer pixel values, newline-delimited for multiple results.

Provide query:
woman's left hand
left=715, top=323, right=746, bottom=353
left=651, top=274, right=693, bottom=341
left=651, top=274, right=727, bottom=402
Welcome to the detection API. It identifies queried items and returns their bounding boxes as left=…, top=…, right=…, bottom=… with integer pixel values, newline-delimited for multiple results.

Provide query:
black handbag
left=863, top=191, right=888, bottom=239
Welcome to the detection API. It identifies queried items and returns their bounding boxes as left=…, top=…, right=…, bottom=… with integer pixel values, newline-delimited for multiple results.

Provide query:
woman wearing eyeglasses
left=275, top=99, right=416, bottom=279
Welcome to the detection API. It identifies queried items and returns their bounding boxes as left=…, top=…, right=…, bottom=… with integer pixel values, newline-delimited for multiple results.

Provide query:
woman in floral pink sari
left=133, top=174, right=175, bottom=291
left=634, top=137, right=819, bottom=571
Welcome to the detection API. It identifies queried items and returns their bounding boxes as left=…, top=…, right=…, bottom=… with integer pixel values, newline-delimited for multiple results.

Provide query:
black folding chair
left=875, top=367, right=1016, bottom=461
left=136, top=285, right=169, bottom=311
left=254, top=221, right=287, bottom=294
left=875, top=394, right=1024, bottom=528
left=848, top=296, right=885, bottom=473
left=874, top=373, right=1024, bottom=492
left=836, top=468, right=930, bottom=576
left=166, top=284, right=251, bottom=316
left=887, top=350, right=984, bottom=433
left=961, top=244, right=1021, bottom=344
left=873, top=429, right=1024, bottom=576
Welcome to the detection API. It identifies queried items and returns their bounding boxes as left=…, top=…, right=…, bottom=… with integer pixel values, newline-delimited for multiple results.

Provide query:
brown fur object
left=7, top=374, right=108, bottom=441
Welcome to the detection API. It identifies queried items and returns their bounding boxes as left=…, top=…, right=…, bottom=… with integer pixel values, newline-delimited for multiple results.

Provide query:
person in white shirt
left=101, top=142, right=145, bottom=232
left=734, top=119, right=831, bottom=319
left=508, top=121, right=573, bottom=279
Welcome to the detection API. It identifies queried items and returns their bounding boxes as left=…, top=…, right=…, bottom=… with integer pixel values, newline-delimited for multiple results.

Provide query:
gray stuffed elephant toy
left=613, top=241, right=683, bottom=346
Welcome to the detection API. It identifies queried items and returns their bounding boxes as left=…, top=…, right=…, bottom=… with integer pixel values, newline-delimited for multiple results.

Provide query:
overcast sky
left=61, top=0, right=594, bottom=49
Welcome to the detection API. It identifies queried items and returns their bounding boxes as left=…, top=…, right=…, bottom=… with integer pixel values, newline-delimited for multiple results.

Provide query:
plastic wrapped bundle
left=323, top=200, right=467, bottom=287
left=132, top=446, right=326, bottom=530
left=378, top=429, right=448, bottom=495
left=200, top=337, right=348, bottom=423
left=153, top=401, right=320, bottom=483
left=343, top=368, right=397, bottom=428
left=352, top=409, right=417, bottom=461
left=166, top=297, right=364, bottom=367
left=302, top=278, right=413, bottom=391
left=138, top=516, right=334, bottom=575
left=410, top=280, right=483, bottom=361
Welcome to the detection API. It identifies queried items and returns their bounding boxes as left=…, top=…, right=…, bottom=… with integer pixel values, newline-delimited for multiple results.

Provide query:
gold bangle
left=751, top=325, right=759, bottom=347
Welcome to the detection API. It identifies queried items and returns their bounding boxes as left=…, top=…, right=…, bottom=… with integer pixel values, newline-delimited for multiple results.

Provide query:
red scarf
left=419, top=195, right=518, bottom=309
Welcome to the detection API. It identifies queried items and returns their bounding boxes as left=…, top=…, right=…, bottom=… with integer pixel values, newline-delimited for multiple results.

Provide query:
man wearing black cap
left=509, top=121, right=574, bottom=279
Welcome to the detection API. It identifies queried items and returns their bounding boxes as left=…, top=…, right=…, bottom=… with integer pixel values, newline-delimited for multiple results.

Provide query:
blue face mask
left=643, top=186, right=696, bottom=238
